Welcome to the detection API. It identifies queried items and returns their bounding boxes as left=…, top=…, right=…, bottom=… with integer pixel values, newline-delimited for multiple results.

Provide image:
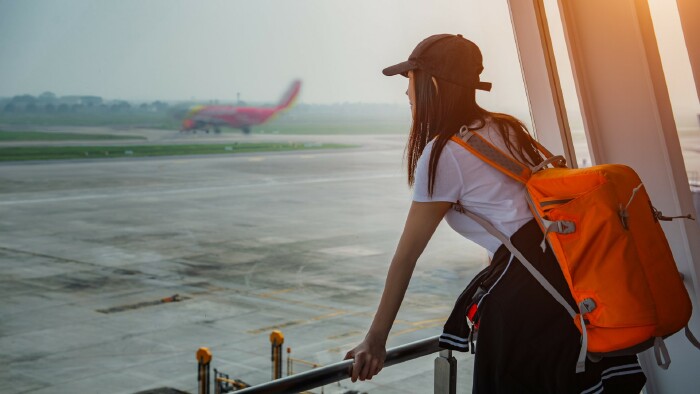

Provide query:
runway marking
left=246, top=311, right=348, bottom=335
left=317, top=245, right=383, bottom=257
left=248, top=157, right=265, bottom=162
left=0, top=172, right=400, bottom=206
left=327, top=330, right=364, bottom=340
left=326, top=316, right=448, bottom=354
left=250, top=285, right=349, bottom=314
left=247, top=320, right=306, bottom=334
left=328, top=343, right=356, bottom=354
left=257, top=292, right=346, bottom=313
left=389, top=316, right=448, bottom=337
left=0, top=245, right=95, bottom=266
left=258, top=288, right=297, bottom=298
left=309, top=310, right=347, bottom=321
left=407, top=317, right=446, bottom=326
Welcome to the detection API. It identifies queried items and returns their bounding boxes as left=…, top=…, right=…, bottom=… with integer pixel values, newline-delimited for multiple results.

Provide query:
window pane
left=647, top=0, right=700, bottom=205
left=0, top=1, right=533, bottom=392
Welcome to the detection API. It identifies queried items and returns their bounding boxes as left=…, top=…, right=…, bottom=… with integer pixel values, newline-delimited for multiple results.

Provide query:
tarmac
left=0, top=130, right=488, bottom=394
left=3, top=126, right=699, bottom=394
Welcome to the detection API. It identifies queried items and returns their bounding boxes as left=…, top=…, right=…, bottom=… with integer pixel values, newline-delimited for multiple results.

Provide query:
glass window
left=0, top=2, right=534, bottom=392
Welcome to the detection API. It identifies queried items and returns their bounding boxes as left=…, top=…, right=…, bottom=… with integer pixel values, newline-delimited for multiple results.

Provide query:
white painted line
left=0, top=172, right=401, bottom=206
left=317, top=245, right=384, bottom=257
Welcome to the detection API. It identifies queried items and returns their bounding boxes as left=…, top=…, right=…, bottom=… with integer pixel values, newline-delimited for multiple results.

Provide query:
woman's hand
left=343, top=201, right=450, bottom=383
left=344, top=335, right=387, bottom=382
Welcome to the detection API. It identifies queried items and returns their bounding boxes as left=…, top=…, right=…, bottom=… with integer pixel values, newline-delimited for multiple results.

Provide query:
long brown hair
left=405, top=69, right=543, bottom=195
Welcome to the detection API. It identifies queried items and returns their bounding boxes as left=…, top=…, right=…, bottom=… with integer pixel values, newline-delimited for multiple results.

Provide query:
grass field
left=0, top=130, right=146, bottom=142
left=0, top=111, right=410, bottom=134
left=0, top=142, right=353, bottom=162
left=0, top=112, right=180, bottom=129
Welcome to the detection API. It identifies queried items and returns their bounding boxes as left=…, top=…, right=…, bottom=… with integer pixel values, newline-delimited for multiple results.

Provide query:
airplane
left=180, top=79, right=301, bottom=134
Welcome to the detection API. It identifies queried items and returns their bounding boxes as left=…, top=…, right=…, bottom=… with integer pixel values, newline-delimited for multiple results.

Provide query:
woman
left=344, top=34, right=646, bottom=393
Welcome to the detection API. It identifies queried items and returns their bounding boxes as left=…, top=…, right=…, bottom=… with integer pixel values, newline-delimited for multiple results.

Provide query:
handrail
left=235, top=335, right=442, bottom=394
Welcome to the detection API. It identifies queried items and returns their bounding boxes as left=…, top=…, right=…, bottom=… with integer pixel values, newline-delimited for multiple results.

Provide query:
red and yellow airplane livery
left=181, top=80, right=301, bottom=134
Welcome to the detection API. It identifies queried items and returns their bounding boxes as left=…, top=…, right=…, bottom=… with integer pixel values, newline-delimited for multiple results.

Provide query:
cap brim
left=382, top=60, right=417, bottom=77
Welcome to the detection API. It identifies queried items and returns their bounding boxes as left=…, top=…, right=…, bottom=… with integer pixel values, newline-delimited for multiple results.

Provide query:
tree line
left=1, top=92, right=170, bottom=114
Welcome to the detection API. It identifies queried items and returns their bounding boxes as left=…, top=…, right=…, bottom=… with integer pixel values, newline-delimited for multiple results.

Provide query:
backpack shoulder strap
left=450, top=127, right=567, bottom=182
left=454, top=206, right=577, bottom=320
left=450, top=130, right=531, bottom=184
left=454, top=205, right=589, bottom=373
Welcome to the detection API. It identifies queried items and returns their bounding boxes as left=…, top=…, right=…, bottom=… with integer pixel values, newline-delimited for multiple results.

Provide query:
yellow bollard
left=269, top=330, right=285, bottom=380
left=197, top=347, right=212, bottom=394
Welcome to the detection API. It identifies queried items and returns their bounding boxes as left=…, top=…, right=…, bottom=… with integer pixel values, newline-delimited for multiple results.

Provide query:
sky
left=0, top=0, right=697, bottom=125
left=0, top=0, right=529, bottom=109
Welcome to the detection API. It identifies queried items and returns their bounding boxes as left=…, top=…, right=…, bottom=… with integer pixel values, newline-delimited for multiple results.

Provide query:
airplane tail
left=277, top=79, right=302, bottom=109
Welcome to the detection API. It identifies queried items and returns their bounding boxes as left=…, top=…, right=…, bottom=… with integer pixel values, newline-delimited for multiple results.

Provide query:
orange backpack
left=450, top=126, right=699, bottom=373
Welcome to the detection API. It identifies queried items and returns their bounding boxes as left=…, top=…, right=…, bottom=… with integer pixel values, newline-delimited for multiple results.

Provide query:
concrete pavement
left=0, top=133, right=487, bottom=393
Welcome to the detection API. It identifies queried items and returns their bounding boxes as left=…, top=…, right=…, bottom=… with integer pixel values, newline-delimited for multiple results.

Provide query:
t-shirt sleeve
left=413, top=143, right=463, bottom=202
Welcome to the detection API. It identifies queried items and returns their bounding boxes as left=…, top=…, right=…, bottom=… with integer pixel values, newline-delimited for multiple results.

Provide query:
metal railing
left=214, top=369, right=250, bottom=393
left=235, top=335, right=457, bottom=394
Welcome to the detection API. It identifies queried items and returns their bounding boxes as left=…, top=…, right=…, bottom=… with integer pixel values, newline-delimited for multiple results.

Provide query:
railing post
left=434, top=349, right=456, bottom=394
left=213, top=368, right=221, bottom=394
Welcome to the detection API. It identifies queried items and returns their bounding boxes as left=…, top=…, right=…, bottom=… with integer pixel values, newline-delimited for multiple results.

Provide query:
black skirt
left=440, top=219, right=646, bottom=394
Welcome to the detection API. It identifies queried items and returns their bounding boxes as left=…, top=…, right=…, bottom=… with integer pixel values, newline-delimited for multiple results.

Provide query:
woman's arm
left=344, top=200, right=452, bottom=382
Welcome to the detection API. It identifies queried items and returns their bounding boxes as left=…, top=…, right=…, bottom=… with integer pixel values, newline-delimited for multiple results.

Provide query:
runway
left=0, top=134, right=486, bottom=393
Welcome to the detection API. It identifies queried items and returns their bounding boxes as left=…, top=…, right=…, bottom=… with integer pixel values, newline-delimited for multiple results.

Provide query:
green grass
left=0, top=130, right=146, bottom=142
left=0, top=142, right=353, bottom=162
left=0, top=112, right=179, bottom=129
left=0, top=112, right=410, bottom=134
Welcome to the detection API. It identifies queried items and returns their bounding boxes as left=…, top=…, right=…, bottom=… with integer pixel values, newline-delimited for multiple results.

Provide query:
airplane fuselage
left=181, top=80, right=301, bottom=134
left=189, top=106, right=276, bottom=129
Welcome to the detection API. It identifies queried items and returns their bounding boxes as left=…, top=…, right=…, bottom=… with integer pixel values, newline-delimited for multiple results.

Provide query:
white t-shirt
left=412, top=120, right=534, bottom=255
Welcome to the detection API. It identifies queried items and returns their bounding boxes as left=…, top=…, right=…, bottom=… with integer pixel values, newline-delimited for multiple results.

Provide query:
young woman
left=344, top=34, right=646, bottom=393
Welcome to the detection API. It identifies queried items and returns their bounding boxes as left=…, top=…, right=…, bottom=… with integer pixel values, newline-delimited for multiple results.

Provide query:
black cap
left=382, top=34, right=492, bottom=91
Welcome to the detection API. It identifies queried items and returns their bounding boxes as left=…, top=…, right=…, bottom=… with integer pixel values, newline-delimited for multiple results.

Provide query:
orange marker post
left=269, top=330, right=285, bottom=380
left=196, top=347, right=212, bottom=394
